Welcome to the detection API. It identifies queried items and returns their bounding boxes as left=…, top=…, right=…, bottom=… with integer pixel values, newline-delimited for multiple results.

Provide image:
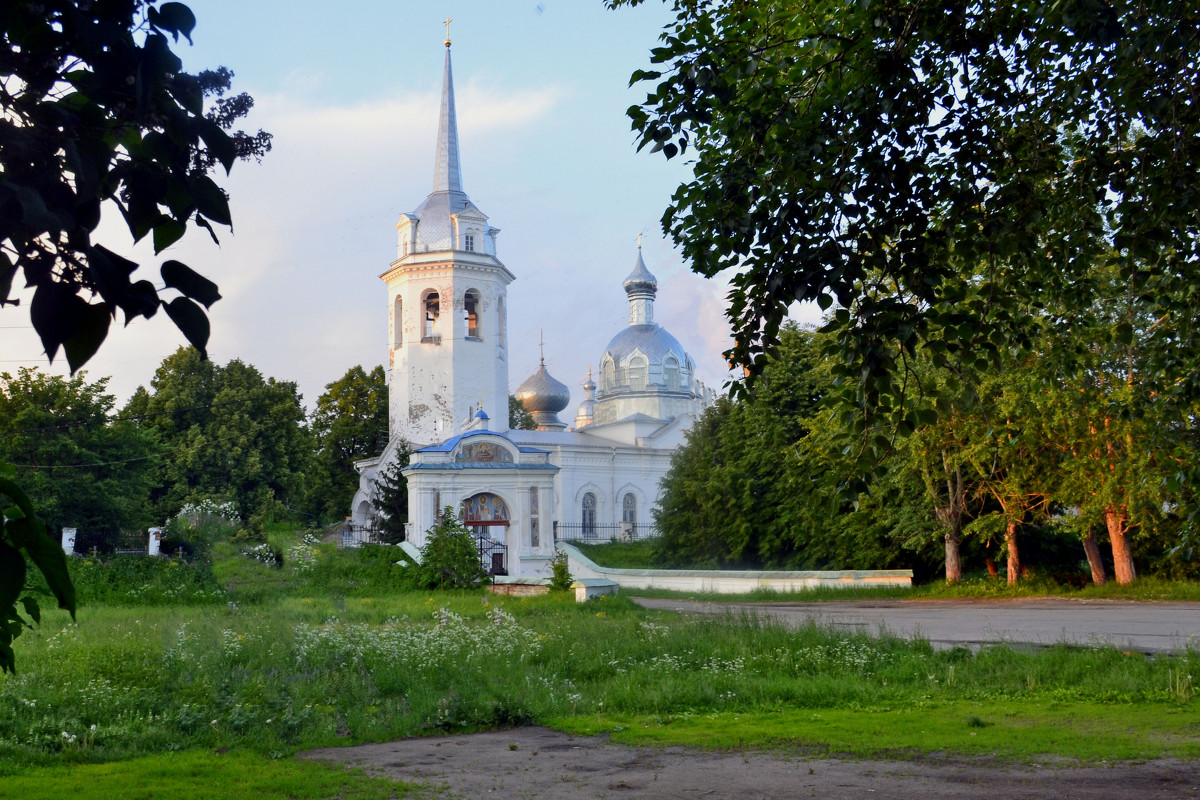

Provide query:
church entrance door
left=462, top=493, right=510, bottom=575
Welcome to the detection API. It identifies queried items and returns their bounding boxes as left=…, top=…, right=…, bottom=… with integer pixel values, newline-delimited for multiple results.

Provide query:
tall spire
left=433, top=43, right=464, bottom=194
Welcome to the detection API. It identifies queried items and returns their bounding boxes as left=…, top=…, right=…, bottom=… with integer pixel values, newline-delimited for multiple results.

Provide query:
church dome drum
left=602, top=324, right=688, bottom=372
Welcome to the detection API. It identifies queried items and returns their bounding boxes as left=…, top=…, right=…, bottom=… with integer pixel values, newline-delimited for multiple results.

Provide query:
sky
left=3, top=1, right=815, bottom=414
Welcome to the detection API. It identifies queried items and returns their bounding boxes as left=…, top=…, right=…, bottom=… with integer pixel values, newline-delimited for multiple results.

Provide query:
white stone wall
left=560, top=543, right=914, bottom=592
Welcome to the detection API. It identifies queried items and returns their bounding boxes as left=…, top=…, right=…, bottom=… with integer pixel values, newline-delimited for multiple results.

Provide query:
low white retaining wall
left=559, top=543, right=912, bottom=593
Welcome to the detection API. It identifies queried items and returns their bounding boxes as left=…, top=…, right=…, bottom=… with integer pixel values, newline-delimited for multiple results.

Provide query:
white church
left=349, top=41, right=713, bottom=578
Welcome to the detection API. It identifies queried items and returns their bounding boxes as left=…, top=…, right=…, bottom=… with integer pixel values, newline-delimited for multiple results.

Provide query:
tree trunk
left=985, top=554, right=998, bottom=577
left=1005, top=519, right=1020, bottom=586
left=945, top=532, right=963, bottom=585
left=1082, top=529, right=1106, bottom=586
left=1106, top=506, right=1137, bottom=585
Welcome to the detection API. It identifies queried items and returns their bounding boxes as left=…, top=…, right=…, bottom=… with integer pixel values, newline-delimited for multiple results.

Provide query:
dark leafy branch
left=611, top=0, right=1199, bottom=444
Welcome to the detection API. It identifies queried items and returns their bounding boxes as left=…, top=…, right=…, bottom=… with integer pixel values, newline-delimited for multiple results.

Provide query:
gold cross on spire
left=444, top=18, right=452, bottom=47
left=636, top=232, right=643, bottom=249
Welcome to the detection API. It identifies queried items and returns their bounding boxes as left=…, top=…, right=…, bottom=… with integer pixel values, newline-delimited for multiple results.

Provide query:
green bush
left=66, top=555, right=225, bottom=606
left=417, top=511, right=486, bottom=590
left=548, top=549, right=573, bottom=591
left=161, top=500, right=242, bottom=559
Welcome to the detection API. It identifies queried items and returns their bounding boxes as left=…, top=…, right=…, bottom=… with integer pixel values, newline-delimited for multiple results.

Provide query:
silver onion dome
left=622, top=249, right=658, bottom=297
left=515, top=358, right=570, bottom=430
left=574, top=369, right=597, bottom=429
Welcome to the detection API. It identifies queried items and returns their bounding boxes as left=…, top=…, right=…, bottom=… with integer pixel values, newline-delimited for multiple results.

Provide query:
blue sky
left=4, top=1, right=802, bottom=413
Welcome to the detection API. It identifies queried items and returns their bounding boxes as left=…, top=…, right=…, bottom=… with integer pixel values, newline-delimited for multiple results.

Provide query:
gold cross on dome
left=444, top=18, right=452, bottom=46
left=636, top=232, right=643, bottom=249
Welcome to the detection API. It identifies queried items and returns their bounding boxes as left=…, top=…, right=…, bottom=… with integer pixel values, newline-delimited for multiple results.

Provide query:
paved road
left=632, top=597, right=1200, bottom=653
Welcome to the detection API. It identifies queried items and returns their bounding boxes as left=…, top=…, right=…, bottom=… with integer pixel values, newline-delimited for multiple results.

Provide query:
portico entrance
left=462, top=492, right=509, bottom=575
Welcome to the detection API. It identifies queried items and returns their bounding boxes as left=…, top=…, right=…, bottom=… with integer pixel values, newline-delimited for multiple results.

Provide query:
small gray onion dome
left=516, top=359, right=571, bottom=430
left=516, top=360, right=570, bottom=413
left=622, top=249, right=658, bottom=297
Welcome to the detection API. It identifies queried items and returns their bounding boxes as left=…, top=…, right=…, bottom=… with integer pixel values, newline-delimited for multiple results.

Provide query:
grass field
left=3, top=533, right=1197, bottom=797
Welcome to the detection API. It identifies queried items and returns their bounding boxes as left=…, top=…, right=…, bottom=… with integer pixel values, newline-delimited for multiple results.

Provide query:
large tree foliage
left=654, top=325, right=933, bottom=569
left=371, top=452, right=412, bottom=544
left=1, top=0, right=267, bottom=670
left=654, top=316, right=1195, bottom=583
left=306, top=365, right=389, bottom=522
left=0, top=368, right=157, bottom=549
left=613, top=0, right=1199, bottom=433
left=125, top=348, right=310, bottom=527
left=1, top=0, right=269, bottom=366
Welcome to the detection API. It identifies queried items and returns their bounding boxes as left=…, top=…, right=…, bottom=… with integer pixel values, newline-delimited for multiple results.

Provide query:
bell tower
left=383, top=38, right=513, bottom=447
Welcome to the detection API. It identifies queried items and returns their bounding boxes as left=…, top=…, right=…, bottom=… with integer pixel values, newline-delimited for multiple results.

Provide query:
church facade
left=349, top=42, right=712, bottom=577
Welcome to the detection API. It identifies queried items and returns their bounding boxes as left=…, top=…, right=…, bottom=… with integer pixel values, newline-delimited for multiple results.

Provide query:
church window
left=393, top=297, right=403, bottom=347
left=601, top=359, right=616, bottom=392
left=582, top=492, right=597, bottom=539
left=622, top=492, right=637, bottom=525
left=627, top=356, right=648, bottom=391
left=422, top=291, right=440, bottom=342
left=464, top=233, right=475, bottom=252
left=464, top=290, right=480, bottom=339
left=529, top=487, right=540, bottom=548
left=664, top=357, right=680, bottom=391
left=402, top=237, right=409, bottom=256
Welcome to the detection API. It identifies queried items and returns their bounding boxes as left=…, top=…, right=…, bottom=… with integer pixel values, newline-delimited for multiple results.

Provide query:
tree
left=612, top=0, right=1200, bottom=438
left=371, top=450, right=412, bottom=544
left=0, top=368, right=157, bottom=549
left=1, top=0, right=268, bottom=670
left=655, top=324, right=941, bottom=572
left=656, top=326, right=841, bottom=566
left=1, top=1, right=270, bottom=367
left=417, top=509, right=486, bottom=589
left=307, top=366, right=389, bottom=522
left=908, top=407, right=973, bottom=585
left=125, top=347, right=309, bottom=527
left=509, top=394, right=536, bottom=430
left=1033, top=261, right=1184, bottom=586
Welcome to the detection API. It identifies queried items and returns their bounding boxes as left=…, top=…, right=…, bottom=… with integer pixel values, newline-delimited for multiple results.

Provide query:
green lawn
left=3, top=542, right=1197, bottom=794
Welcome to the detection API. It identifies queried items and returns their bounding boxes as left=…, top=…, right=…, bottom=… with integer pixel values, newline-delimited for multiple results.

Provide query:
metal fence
left=477, top=535, right=508, bottom=576
left=553, top=521, right=658, bottom=543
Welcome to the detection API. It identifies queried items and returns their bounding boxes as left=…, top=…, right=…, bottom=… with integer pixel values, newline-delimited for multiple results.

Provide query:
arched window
left=402, top=237, right=409, bottom=256
left=664, top=357, right=680, bottom=391
left=581, top=492, right=597, bottom=539
left=529, top=487, right=540, bottom=548
left=422, top=290, right=440, bottom=342
left=627, top=356, right=648, bottom=391
left=622, top=492, right=637, bottom=525
left=601, top=358, right=616, bottom=392
left=464, top=290, right=480, bottom=339
left=392, top=296, right=403, bottom=348
left=464, top=232, right=475, bottom=252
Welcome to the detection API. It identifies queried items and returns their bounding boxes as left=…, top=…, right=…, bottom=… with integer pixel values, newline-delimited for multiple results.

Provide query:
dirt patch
left=301, top=727, right=1199, bottom=799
